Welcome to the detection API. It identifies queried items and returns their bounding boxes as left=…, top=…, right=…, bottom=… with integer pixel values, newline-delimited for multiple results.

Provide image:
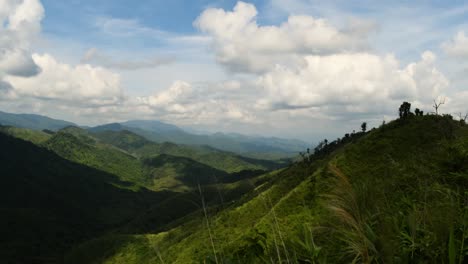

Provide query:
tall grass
left=324, top=165, right=377, bottom=263
left=198, top=183, right=219, bottom=264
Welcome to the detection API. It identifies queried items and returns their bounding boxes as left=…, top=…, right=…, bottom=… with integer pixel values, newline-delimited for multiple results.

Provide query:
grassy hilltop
left=65, top=114, right=467, bottom=263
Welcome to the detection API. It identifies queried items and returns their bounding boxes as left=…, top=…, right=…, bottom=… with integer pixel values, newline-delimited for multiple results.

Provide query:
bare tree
left=433, top=97, right=446, bottom=115
left=456, top=112, right=468, bottom=122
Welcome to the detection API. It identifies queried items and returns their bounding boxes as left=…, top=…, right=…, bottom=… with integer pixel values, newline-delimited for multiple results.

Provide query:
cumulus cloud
left=134, top=80, right=258, bottom=125
left=0, top=48, right=40, bottom=76
left=0, top=0, right=43, bottom=81
left=0, top=80, right=16, bottom=100
left=81, top=48, right=174, bottom=70
left=0, top=0, right=125, bottom=108
left=6, top=53, right=124, bottom=105
left=195, top=1, right=369, bottom=73
left=442, top=31, right=468, bottom=58
left=256, top=51, right=448, bottom=114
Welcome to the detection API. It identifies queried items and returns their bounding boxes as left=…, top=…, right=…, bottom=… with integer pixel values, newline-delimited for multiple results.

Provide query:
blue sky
left=1, top=0, right=468, bottom=141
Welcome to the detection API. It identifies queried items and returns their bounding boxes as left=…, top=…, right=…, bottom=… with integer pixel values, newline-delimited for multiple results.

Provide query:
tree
left=414, top=108, right=424, bottom=116
left=399, top=102, right=411, bottom=118
left=433, top=97, right=445, bottom=115
left=456, top=112, right=468, bottom=124
left=361, top=122, right=367, bottom=133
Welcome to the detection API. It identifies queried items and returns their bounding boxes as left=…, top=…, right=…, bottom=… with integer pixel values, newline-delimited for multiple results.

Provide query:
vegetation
left=91, top=120, right=305, bottom=159
left=91, top=129, right=284, bottom=173
left=1, top=104, right=467, bottom=263
left=65, top=112, right=467, bottom=263
left=0, top=125, right=51, bottom=144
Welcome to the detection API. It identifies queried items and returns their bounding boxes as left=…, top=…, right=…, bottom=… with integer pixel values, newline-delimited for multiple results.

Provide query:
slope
left=91, top=121, right=306, bottom=159
left=43, top=129, right=148, bottom=189
left=91, top=129, right=283, bottom=173
left=0, top=125, right=51, bottom=144
left=0, top=110, right=75, bottom=131
left=67, top=114, right=468, bottom=263
left=1, top=130, right=273, bottom=263
left=0, top=132, right=177, bottom=264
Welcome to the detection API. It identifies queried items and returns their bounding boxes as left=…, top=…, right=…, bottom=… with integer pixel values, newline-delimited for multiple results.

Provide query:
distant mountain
left=121, top=120, right=182, bottom=133
left=90, top=129, right=283, bottom=173
left=0, top=110, right=75, bottom=131
left=0, top=111, right=306, bottom=158
left=87, top=122, right=126, bottom=132
left=96, top=120, right=307, bottom=158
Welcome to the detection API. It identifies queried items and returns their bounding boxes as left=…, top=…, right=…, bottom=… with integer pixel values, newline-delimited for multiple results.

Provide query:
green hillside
left=66, top=114, right=468, bottom=263
left=0, top=131, right=268, bottom=263
left=0, top=125, right=51, bottom=144
left=0, top=132, right=174, bottom=263
left=91, top=120, right=305, bottom=159
left=0, top=126, right=270, bottom=193
left=43, top=130, right=148, bottom=189
left=91, top=129, right=283, bottom=173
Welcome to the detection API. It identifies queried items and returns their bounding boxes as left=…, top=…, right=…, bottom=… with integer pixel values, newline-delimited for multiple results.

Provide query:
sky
left=0, top=0, right=468, bottom=141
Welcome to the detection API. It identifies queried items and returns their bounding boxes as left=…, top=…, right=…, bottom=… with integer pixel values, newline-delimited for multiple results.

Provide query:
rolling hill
left=0, top=111, right=75, bottom=131
left=0, top=132, right=173, bottom=263
left=65, top=114, right=468, bottom=263
left=90, top=120, right=306, bottom=159
left=90, top=129, right=283, bottom=173
left=0, top=110, right=306, bottom=159
left=0, top=129, right=270, bottom=263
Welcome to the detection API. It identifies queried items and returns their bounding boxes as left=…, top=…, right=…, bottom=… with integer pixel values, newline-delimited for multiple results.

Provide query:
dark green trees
left=399, top=102, right=412, bottom=118
left=414, top=108, right=424, bottom=116
left=361, top=122, right=367, bottom=132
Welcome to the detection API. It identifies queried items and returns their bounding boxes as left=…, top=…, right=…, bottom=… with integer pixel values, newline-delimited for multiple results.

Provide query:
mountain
left=0, top=111, right=75, bottom=131
left=0, top=125, right=51, bottom=144
left=2, top=124, right=276, bottom=191
left=0, top=129, right=269, bottom=263
left=0, top=110, right=306, bottom=158
left=90, top=129, right=283, bottom=173
left=121, top=120, right=183, bottom=133
left=94, top=120, right=306, bottom=159
left=67, top=114, right=468, bottom=263
left=0, top=132, right=172, bottom=263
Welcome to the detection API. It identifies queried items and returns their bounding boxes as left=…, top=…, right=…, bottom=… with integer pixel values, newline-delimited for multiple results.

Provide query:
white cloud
left=94, top=17, right=168, bottom=38
left=0, top=0, right=43, bottom=80
left=140, top=80, right=193, bottom=107
left=195, top=1, right=369, bottom=73
left=81, top=48, right=175, bottom=70
left=0, top=48, right=40, bottom=76
left=6, top=53, right=124, bottom=105
left=442, top=31, right=468, bottom=58
left=256, top=51, right=448, bottom=114
left=0, top=0, right=125, bottom=108
left=133, top=80, right=258, bottom=125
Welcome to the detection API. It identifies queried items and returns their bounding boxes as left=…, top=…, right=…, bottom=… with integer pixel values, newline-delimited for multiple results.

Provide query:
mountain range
left=0, top=111, right=306, bottom=159
left=1, top=110, right=467, bottom=263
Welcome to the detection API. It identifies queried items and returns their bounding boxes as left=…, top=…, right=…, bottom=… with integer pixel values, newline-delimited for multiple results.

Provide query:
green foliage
left=44, top=130, right=147, bottom=188
left=0, top=125, right=51, bottom=144
left=0, top=128, right=272, bottom=263
left=74, top=115, right=468, bottom=263
left=92, top=129, right=284, bottom=173
left=0, top=132, right=176, bottom=263
left=93, top=120, right=305, bottom=158
left=3, top=113, right=468, bottom=263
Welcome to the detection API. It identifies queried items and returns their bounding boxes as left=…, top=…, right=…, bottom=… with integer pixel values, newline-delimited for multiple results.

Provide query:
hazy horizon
left=1, top=0, right=467, bottom=141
